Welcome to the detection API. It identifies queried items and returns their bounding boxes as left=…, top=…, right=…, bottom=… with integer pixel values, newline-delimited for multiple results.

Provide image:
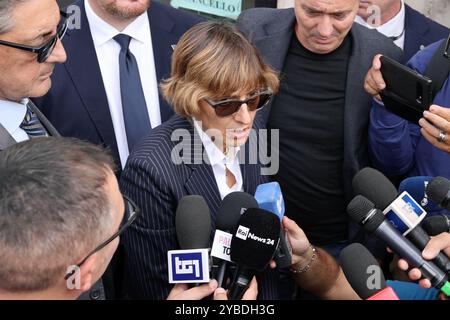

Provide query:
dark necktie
left=114, top=34, right=151, bottom=152
left=20, top=101, right=49, bottom=138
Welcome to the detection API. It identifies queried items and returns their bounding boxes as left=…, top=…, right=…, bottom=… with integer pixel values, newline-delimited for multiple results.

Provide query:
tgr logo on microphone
left=168, top=249, right=210, bottom=283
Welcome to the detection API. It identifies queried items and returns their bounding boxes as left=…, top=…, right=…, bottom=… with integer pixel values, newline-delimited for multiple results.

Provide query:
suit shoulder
left=151, top=1, right=205, bottom=26
left=127, top=116, right=189, bottom=163
left=406, top=4, right=449, bottom=36
left=237, top=8, right=292, bottom=31
left=353, top=23, right=403, bottom=60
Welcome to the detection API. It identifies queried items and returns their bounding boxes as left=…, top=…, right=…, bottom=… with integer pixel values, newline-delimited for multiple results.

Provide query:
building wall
left=405, top=0, right=450, bottom=28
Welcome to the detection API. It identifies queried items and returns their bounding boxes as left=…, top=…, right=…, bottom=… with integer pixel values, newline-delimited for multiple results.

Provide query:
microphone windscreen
left=352, top=167, right=397, bottom=210
left=347, top=195, right=384, bottom=232
left=176, top=195, right=211, bottom=249
left=254, top=182, right=285, bottom=219
left=230, top=207, right=280, bottom=271
left=398, top=176, right=437, bottom=209
left=422, top=215, right=450, bottom=236
left=347, top=195, right=375, bottom=224
left=426, top=177, right=450, bottom=208
left=216, top=192, right=258, bottom=232
left=340, top=243, right=386, bottom=299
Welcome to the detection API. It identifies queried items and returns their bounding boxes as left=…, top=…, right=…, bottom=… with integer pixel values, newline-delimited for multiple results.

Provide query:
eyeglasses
left=444, top=35, right=450, bottom=60
left=204, top=88, right=274, bottom=117
left=64, top=195, right=140, bottom=280
left=0, top=11, right=69, bottom=63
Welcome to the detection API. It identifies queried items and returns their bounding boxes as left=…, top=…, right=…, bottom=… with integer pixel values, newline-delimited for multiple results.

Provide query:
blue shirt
left=369, top=40, right=450, bottom=179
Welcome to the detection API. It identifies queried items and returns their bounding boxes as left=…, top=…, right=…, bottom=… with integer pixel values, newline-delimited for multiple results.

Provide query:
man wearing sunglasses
left=0, top=137, right=247, bottom=300
left=0, top=0, right=67, bottom=151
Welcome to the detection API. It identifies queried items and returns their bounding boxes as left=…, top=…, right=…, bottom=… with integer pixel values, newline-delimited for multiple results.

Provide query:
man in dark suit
left=0, top=0, right=65, bottom=150
left=34, top=0, right=203, bottom=171
left=237, top=0, right=402, bottom=258
left=356, top=0, right=449, bottom=62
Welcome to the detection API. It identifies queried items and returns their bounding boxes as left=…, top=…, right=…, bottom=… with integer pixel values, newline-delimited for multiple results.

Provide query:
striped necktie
left=20, top=102, right=49, bottom=138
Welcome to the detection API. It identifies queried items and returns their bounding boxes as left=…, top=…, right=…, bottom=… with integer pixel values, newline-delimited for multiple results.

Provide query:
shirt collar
left=84, top=0, right=150, bottom=47
left=355, top=0, right=405, bottom=38
left=192, top=118, right=240, bottom=166
left=0, top=99, right=27, bottom=134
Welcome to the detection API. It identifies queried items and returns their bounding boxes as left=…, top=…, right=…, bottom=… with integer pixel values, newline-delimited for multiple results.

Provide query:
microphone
left=254, top=182, right=285, bottom=215
left=176, top=195, right=211, bottom=249
left=399, top=176, right=442, bottom=214
left=347, top=195, right=450, bottom=295
left=168, top=195, right=211, bottom=284
left=422, top=215, right=450, bottom=236
left=426, top=176, right=450, bottom=211
left=254, top=182, right=292, bottom=268
left=228, top=207, right=280, bottom=300
left=352, top=167, right=398, bottom=210
left=353, top=168, right=450, bottom=275
left=340, top=243, right=399, bottom=300
left=212, top=192, right=258, bottom=288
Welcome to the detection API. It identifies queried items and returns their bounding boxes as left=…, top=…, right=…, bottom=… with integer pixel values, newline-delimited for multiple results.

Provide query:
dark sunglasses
left=0, top=11, right=69, bottom=63
left=64, top=195, right=140, bottom=280
left=204, top=88, right=273, bottom=117
left=444, top=35, right=450, bottom=60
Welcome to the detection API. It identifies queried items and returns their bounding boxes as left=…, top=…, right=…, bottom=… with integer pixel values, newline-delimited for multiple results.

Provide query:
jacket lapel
left=27, top=100, right=60, bottom=137
left=176, top=119, right=222, bottom=224
left=0, top=123, right=16, bottom=150
left=63, top=0, right=119, bottom=157
left=148, top=4, right=177, bottom=123
left=403, top=5, right=428, bottom=62
left=252, top=10, right=296, bottom=123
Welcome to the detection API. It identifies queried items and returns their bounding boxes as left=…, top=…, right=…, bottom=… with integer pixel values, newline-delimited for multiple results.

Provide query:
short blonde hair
left=160, top=21, right=279, bottom=117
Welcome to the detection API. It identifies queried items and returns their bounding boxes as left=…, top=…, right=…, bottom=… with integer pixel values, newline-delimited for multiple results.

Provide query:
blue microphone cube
left=254, top=182, right=285, bottom=220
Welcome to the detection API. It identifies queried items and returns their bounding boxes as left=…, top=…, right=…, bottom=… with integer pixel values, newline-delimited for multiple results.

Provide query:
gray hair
left=0, top=137, right=116, bottom=292
left=0, top=0, right=29, bottom=34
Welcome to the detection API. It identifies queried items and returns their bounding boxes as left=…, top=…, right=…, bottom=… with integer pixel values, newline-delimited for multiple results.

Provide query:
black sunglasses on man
left=0, top=11, right=69, bottom=63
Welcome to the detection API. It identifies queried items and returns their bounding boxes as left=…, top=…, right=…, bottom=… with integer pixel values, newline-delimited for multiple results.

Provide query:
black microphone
left=422, top=215, right=450, bottom=236
left=426, top=176, right=450, bottom=210
left=347, top=195, right=450, bottom=295
left=175, top=195, right=211, bottom=249
left=228, top=207, right=280, bottom=300
left=214, top=192, right=258, bottom=288
left=340, top=243, right=399, bottom=300
left=353, top=167, right=450, bottom=276
left=352, top=167, right=398, bottom=210
left=169, top=195, right=212, bottom=286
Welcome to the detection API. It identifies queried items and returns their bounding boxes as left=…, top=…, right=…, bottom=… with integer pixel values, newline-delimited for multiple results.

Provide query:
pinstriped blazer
left=119, top=114, right=279, bottom=299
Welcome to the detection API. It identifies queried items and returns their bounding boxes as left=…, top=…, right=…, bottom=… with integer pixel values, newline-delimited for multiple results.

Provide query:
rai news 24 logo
left=167, top=249, right=210, bottom=284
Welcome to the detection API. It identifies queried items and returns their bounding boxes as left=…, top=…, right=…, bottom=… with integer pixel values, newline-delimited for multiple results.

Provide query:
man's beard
left=102, top=0, right=151, bottom=20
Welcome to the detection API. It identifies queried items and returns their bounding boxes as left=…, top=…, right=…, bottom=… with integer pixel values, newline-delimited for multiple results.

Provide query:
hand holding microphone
left=353, top=168, right=450, bottom=276
left=167, top=278, right=259, bottom=300
left=398, top=232, right=450, bottom=289
left=169, top=195, right=259, bottom=300
left=347, top=194, right=450, bottom=295
left=280, top=216, right=312, bottom=269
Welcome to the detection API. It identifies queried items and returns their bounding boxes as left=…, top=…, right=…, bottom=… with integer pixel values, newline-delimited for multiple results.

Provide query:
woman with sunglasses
left=119, top=21, right=279, bottom=300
